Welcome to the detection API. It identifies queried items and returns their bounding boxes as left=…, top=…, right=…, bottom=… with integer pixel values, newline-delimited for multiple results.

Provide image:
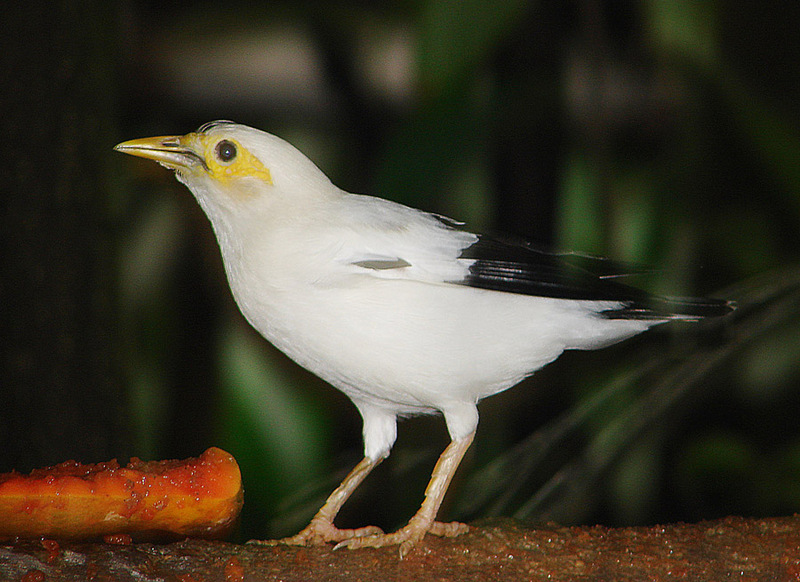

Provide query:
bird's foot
left=250, top=517, right=383, bottom=547
left=334, top=519, right=469, bottom=557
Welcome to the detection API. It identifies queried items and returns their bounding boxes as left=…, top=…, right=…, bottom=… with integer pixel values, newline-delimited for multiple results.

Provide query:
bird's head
left=115, top=121, right=334, bottom=217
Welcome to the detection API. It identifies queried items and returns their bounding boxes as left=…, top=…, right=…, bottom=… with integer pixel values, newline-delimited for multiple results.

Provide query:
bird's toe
left=428, top=520, right=469, bottom=537
left=253, top=520, right=384, bottom=547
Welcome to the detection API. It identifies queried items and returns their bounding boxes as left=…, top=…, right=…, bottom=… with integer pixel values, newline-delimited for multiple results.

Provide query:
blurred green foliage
left=115, top=0, right=800, bottom=538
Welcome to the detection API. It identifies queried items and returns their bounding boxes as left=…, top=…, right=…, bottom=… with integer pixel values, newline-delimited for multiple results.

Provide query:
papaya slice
left=0, top=447, right=243, bottom=540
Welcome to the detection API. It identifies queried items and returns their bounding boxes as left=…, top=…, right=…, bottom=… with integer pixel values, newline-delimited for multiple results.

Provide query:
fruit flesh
left=0, top=447, right=242, bottom=540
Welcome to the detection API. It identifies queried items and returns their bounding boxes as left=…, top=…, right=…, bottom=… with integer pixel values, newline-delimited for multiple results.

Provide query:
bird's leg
left=335, top=431, right=475, bottom=556
left=256, top=455, right=384, bottom=546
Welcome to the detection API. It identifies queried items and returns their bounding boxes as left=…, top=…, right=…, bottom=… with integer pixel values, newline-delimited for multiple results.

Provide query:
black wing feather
left=458, top=236, right=733, bottom=320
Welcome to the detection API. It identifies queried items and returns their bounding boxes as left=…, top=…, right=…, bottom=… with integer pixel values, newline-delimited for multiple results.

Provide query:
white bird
left=115, top=120, right=733, bottom=556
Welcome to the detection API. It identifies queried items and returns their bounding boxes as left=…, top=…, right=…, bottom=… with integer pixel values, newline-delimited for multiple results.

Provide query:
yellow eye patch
left=192, top=133, right=273, bottom=186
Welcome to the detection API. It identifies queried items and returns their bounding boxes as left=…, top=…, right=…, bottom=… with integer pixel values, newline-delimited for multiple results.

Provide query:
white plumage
left=116, top=120, right=732, bottom=556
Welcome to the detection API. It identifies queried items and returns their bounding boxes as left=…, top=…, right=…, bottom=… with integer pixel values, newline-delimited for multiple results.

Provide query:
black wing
left=457, top=235, right=734, bottom=320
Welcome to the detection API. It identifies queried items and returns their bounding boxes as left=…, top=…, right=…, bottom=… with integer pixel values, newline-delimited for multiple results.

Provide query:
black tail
left=602, top=296, right=735, bottom=320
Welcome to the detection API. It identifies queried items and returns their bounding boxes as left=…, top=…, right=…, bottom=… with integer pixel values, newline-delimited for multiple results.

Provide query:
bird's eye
left=215, top=140, right=237, bottom=163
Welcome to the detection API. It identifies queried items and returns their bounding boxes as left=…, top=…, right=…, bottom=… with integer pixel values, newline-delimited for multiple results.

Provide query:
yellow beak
left=114, top=135, right=207, bottom=170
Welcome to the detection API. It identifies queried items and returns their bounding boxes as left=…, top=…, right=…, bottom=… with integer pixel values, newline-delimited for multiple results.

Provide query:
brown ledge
left=1, top=515, right=798, bottom=581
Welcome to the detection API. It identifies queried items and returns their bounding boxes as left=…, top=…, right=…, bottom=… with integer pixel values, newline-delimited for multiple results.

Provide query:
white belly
left=229, top=271, right=652, bottom=416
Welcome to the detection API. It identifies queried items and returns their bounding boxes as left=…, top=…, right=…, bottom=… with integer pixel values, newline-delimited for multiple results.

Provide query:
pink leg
left=336, top=431, right=475, bottom=557
left=258, top=455, right=384, bottom=545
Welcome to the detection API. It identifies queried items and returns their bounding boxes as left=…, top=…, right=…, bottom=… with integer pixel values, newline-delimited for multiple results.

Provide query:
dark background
left=3, top=0, right=800, bottom=541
